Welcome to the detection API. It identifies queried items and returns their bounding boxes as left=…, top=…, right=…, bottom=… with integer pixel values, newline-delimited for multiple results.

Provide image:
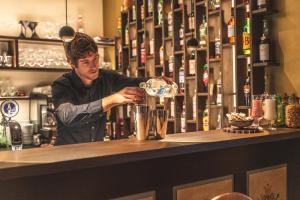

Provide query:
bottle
left=148, top=0, right=154, bottom=16
left=193, top=90, right=197, bottom=119
left=169, top=55, right=174, bottom=79
left=118, top=47, right=122, bottom=70
left=132, top=37, right=137, bottom=57
left=132, top=4, right=137, bottom=21
left=123, top=0, right=129, bottom=10
left=139, top=77, right=178, bottom=98
left=150, top=38, right=154, bottom=55
left=257, top=0, right=267, bottom=9
left=158, top=0, right=163, bottom=25
left=179, top=24, right=184, bottom=49
left=170, top=99, right=175, bottom=118
left=159, top=45, right=164, bottom=66
left=244, top=58, right=251, bottom=106
left=217, top=110, right=222, bottom=130
left=203, top=63, right=209, bottom=92
left=227, top=7, right=235, bottom=44
left=243, top=5, right=251, bottom=55
left=188, top=50, right=196, bottom=75
left=199, top=16, right=208, bottom=48
left=77, top=15, right=84, bottom=33
left=259, top=19, right=270, bottom=62
left=203, top=108, right=209, bottom=131
left=126, top=65, right=130, bottom=77
left=125, top=23, right=129, bottom=45
left=215, top=30, right=221, bottom=59
left=179, top=57, right=185, bottom=94
left=141, top=33, right=146, bottom=67
left=210, top=0, right=220, bottom=10
left=117, top=17, right=122, bottom=34
left=181, top=104, right=186, bottom=132
left=188, top=0, right=195, bottom=32
left=141, top=4, right=145, bottom=21
left=216, top=71, right=222, bottom=106
left=168, top=12, right=173, bottom=37
left=144, top=31, right=150, bottom=55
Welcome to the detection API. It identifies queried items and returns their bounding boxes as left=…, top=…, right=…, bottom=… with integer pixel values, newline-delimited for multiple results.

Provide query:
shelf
left=187, top=120, right=197, bottom=124
left=123, top=45, right=129, bottom=49
left=197, top=47, right=208, bottom=51
left=252, top=62, right=279, bottom=67
left=145, top=16, right=153, bottom=21
left=138, top=29, right=145, bottom=33
left=129, top=21, right=137, bottom=26
left=0, top=67, right=70, bottom=72
left=168, top=118, right=175, bottom=122
left=164, top=37, right=173, bottom=41
left=237, top=54, right=250, bottom=59
left=138, top=66, right=145, bottom=70
left=236, top=3, right=246, bottom=8
left=208, top=9, right=221, bottom=16
left=197, top=92, right=209, bottom=96
left=210, top=105, right=223, bottom=109
left=146, top=55, right=154, bottom=59
left=222, top=43, right=234, bottom=48
left=155, top=65, right=163, bottom=68
left=185, top=32, right=193, bottom=37
left=209, top=58, right=221, bottom=63
left=196, top=1, right=205, bottom=6
left=252, top=8, right=277, bottom=15
left=174, top=50, right=184, bottom=55
left=174, top=7, right=183, bottom=13
left=154, top=25, right=162, bottom=29
left=130, top=57, right=137, bottom=62
left=238, top=106, right=251, bottom=110
left=0, top=96, right=30, bottom=100
left=186, top=76, right=196, bottom=80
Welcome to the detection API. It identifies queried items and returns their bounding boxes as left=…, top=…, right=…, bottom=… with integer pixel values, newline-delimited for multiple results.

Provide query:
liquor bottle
left=188, top=50, right=196, bottom=75
left=209, top=0, right=220, bottom=10
left=144, top=31, right=150, bottom=55
left=193, top=90, right=197, bottom=119
left=159, top=45, right=164, bottom=66
left=158, top=0, right=163, bottom=25
left=132, top=37, right=137, bottom=57
left=139, top=77, right=178, bottom=98
left=150, top=38, right=154, bottom=55
left=168, top=11, right=173, bottom=37
left=216, top=71, right=222, bottom=106
left=170, top=99, right=175, bottom=118
left=132, top=4, right=137, bottom=21
left=227, top=7, right=235, bottom=44
left=148, top=0, right=154, bottom=16
left=141, top=33, right=146, bottom=67
left=169, top=55, right=174, bottom=79
left=203, top=108, right=209, bottom=131
left=141, top=4, right=145, bottom=21
left=259, top=19, right=270, bottom=62
left=199, top=16, right=208, bottom=48
left=257, top=0, right=267, bottom=9
left=215, top=30, right=221, bottom=59
left=125, top=23, right=129, bottom=45
left=188, top=0, right=195, bottom=32
left=203, top=63, right=209, bottom=92
left=243, top=5, right=251, bottom=55
left=179, top=57, right=185, bottom=94
left=179, top=24, right=184, bottom=49
left=216, top=110, right=222, bottom=130
left=77, top=15, right=84, bottom=33
left=181, top=104, right=186, bottom=132
left=118, top=47, right=122, bottom=70
left=244, top=58, right=251, bottom=106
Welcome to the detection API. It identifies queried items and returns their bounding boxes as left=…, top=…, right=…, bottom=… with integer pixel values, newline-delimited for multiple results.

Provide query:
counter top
left=0, top=128, right=300, bottom=181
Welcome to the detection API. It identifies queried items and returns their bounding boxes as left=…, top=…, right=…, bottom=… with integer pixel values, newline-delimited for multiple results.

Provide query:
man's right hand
left=102, top=87, right=146, bottom=112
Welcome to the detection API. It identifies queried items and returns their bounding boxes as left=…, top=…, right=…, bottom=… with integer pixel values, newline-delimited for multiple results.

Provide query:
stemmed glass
left=251, top=95, right=263, bottom=129
left=263, top=95, right=277, bottom=130
left=19, top=20, right=30, bottom=38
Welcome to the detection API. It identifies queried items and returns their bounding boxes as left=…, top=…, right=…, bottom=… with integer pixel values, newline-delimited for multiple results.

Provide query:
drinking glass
left=263, top=95, right=277, bottom=130
left=251, top=95, right=263, bottom=128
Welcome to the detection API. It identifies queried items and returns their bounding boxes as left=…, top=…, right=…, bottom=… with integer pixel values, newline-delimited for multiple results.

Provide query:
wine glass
left=251, top=95, right=263, bottom=128
left=263, top=95, right=277, bottom=130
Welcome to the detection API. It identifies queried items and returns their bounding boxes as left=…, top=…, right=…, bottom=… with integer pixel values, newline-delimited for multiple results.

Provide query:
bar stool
left=211, top=192, right=252, bottom=200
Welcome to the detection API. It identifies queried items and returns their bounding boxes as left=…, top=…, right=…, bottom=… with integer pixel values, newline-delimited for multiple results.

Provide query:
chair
left=211, top=192, right=253, bottom=200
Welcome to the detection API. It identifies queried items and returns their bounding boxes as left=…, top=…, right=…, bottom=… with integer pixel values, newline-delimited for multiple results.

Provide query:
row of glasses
left=19, top=47, right=70, bottom=69
left=0, top=79, right=18, bottom=97
left=251, top=94, right=277, bottom=130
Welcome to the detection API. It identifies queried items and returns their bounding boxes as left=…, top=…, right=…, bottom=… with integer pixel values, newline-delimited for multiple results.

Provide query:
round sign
left=0, top=100, right=19, bottom=118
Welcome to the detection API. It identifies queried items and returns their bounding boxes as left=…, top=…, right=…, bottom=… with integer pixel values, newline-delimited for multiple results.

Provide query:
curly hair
left=63, top=32, right=98, bottom=67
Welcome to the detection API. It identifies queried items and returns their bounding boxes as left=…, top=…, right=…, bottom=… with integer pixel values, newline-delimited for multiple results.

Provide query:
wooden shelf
left=174, top=50, right=184, bottom=55
left=252, top=8, right=277, bottom=15
left=208, top=9, right=221, bottom=16
left=209, top=58, right=221, bottom=62
left=237, top=54, right=250, bottom=59
left=138, top=29, right=145, bottom=33
left=154, top=25, right=162, bottom=29
left=0, top=67, right=70, bottom=72
left=168, top=118, right=175, bottom=122
left=210, top=105, right=223, bottom=109
left=197, top=47, right=208, bottom=51
left=253, top=62, right=279, bottom=67
left=174, top=7, right=183, bottom=13
left=129, top=21, right=137, bottom=26
left=222, top=43, right=233, bottom=48
left=185, top=32, right=193, bottom=37
left=138, top=66, right=145, bottom=70
left=0, top=96, right=30, bottom=100
left=130, top=57, right=137, bottom=62
left=146, top=55, right=154, bottom=59
left=197, top=92, right=209, bottom=96
left=164, top=37, right=172, bottom=41
left=155, top=65, right=163, bottom=68
left=186, top=76, right=196, bottom=80
left=238, top=106, right=251, bottom=110
left=196, top=1, right=205, bottom=6
left=236, top=3, right=246, bottom=8
left=187, top=120, right=197, bottom=124
left=145, top=16, right=153, bottom=21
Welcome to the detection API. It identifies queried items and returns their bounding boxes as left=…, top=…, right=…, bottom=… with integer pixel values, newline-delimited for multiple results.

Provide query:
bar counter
left=1, top=129, right=300, bottom=200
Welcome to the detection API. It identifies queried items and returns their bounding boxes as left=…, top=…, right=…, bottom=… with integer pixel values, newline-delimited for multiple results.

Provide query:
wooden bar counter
left=1, top=129, right=300, bottom=200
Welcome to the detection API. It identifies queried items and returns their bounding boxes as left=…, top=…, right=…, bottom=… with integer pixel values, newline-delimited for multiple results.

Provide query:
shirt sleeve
left=52, top=81, right=104, bottom=128
left=110, top=71, right=149, bottom=92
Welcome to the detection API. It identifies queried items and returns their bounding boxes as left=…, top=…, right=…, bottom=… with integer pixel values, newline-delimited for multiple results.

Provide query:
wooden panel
left=174, top=176, right=233, bottom=200
left=112, top=191, right=155, bottom=200
left=247, top=164, right=287, bottom=200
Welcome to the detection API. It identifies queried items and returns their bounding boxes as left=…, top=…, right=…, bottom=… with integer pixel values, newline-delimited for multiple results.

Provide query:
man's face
left=75, top=52, right=100, bottom=83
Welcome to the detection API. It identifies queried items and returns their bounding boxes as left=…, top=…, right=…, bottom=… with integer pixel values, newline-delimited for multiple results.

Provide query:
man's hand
left=102, top=87, right=146, bottom=112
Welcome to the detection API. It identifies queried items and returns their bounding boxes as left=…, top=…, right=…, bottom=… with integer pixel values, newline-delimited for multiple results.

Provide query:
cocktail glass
left=251, top=95, right=263, bottom=128
left=263, top=95, right=277, bottom=130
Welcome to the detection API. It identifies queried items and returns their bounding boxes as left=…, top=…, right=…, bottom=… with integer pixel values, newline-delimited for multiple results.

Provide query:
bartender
left=52, top=33, right=147, bottom=145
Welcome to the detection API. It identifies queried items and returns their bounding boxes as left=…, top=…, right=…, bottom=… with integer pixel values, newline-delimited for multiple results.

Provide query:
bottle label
left=141, top=48, right=145, bottom=64
left=217, top=94, right=222, bottom=105
left=180, top=39, right=184, bottom=46
left=189, top=17, right=195, bottom=30
left=203, top=70, right=209, bottom=86
left=244, top=84, right=251, bottom=94
left=260, top=43, right=269, bottom=61
left=228, top=25, right=235, bottom=38
left=243, top=32, right=250, bottom=50
left=160, top=50, right=164, bottom=65
left=193, top=100, right=197, bottom=118
left=203, top=117, right=209, bottom=131
left=170, top=101, right=175, bottom=117
left=150, top=40, right=154, bottom=55
left=189, top=59, right=195, bottom=74
left=179, top=72, right=185, bottom=83
left=215, top=41, right=221, bottom=55
left=169, top=62, right=174, bottom=73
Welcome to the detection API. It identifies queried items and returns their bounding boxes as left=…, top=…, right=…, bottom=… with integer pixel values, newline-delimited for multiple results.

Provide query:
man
left=52, top=33, right=147, bottom=145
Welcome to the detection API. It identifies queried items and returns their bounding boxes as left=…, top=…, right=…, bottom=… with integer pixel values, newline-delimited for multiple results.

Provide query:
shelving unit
left=115, top=0, right=278, bottom=134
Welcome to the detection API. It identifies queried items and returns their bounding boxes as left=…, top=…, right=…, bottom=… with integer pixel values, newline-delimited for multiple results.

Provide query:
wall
left=0, top=0, right=103, bottom=122
left=102, top=0, right=300, bottom=96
